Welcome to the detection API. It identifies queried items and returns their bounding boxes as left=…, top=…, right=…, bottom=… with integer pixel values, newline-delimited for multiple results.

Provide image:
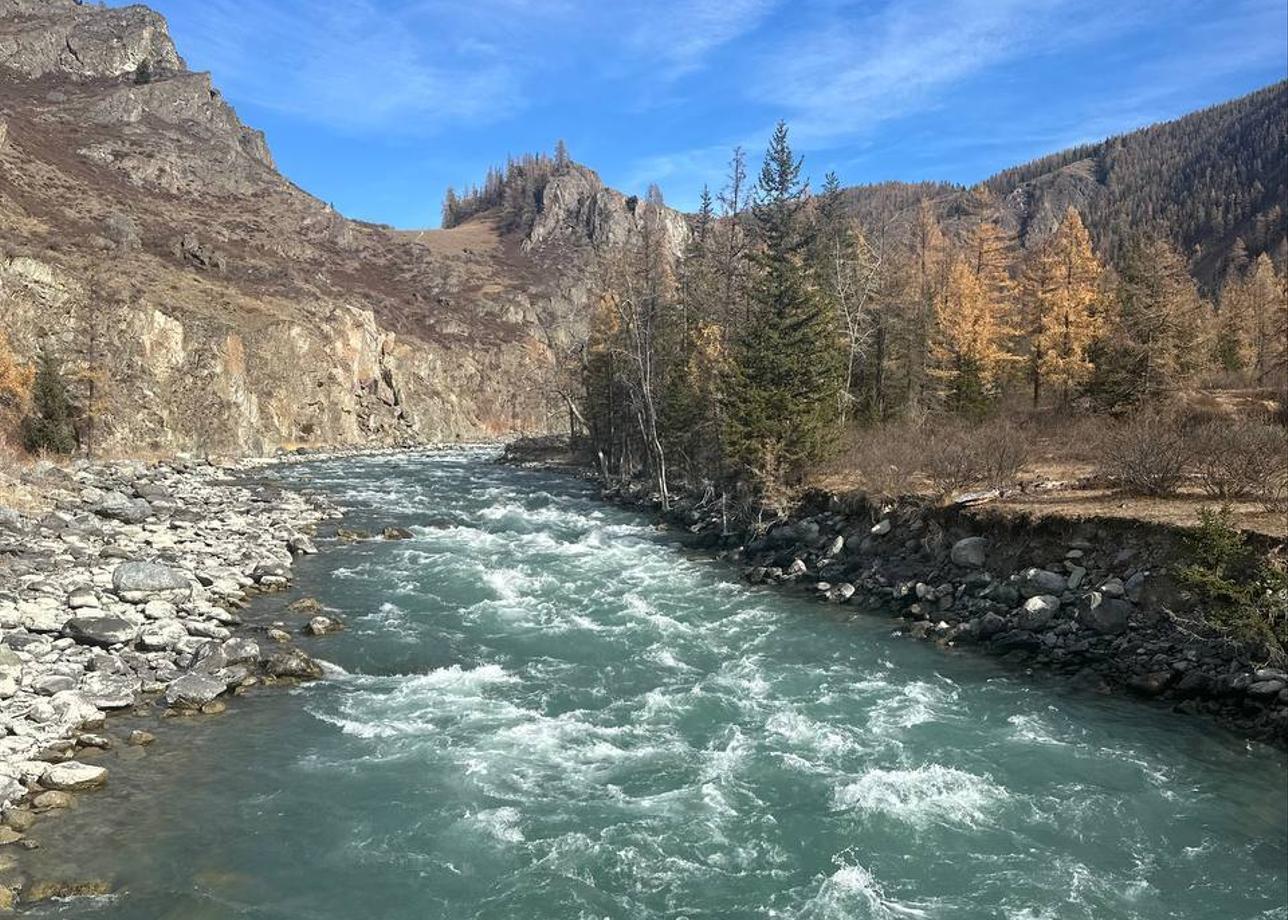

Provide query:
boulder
left=164, top=672, right=227, bottom=709
left=138, top=620, right=187, bottom=651
left=112, top=562, right=192, bottom=603
left=221, top=637, right=261, bottom=664
left=62, top=616, right=138, bottom=648
left=90, top=491, right=152, bottom=524
left=950, top=536, right=988, bottom=568
left=977, top=612, right=1008, bottom=639
left=66, top=587, right=101, bottom=610
left=79, top=671, right=139, bottom=709
left=42, top=762, right=107, bottom=791
left=304, top=616, right=344, bottom=636
left=381, top=527, right=413, bottom=540
left=1076, top=591, right=1131, bottom=635
left=1017, top=568, right=1067, bottom=598
left=265, top=648, right=323, bottom=680
left=1017, top=594, right=1059, bottom=630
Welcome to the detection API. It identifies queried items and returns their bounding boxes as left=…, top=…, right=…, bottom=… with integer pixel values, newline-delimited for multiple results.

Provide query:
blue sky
left=118, top=0, right=1287, bottom=228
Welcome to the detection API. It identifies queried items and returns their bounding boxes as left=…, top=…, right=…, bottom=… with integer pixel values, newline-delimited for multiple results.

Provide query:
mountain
left=841, top=81, right=1287, bottom=288
left=0, top=0, right=681, bottom=454
left=0, top=0, right=1278, bottom=456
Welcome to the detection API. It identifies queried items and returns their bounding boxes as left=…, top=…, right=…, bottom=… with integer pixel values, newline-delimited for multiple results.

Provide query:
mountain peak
left=0, top=0, right=184, bottom=80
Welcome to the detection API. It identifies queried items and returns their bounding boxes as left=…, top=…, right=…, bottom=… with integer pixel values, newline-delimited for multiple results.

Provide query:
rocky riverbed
left=0, top=452, right=358, bottom=908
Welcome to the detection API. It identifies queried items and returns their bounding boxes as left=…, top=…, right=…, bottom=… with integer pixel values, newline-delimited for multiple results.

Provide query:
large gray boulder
left=164, top=672, right=227, bottom=709
left=79, top=671, right=140, bottom=709
left=42, top=761, right=108, bottom=792
left=1017, top=568, right=1067, bottom=598
left=1077, top=591, right=1131, bottom=635
left=113, top=561, right=192, bottom=603
left=265, top=648, right=323, bottom=681
left=62, top=616, right=138, bottom=648
left=90, top=491, right=152, bottom=524
left=950, top=536, right=988, bottom=568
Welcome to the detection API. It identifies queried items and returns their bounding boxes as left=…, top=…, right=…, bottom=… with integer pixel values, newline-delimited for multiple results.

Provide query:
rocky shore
left=502, top=440, right=1288, bottom=747
left=0, top=452, right=352, bottom=907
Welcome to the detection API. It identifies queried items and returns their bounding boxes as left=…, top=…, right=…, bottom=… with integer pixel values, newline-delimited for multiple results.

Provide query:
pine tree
left=441, top=187, right=460, bottom=228
left=1021, top=208, right=1103, bottom=405
left=726, top=122, right=843, bottom=490
left=21, top=349, right=78, bottom=455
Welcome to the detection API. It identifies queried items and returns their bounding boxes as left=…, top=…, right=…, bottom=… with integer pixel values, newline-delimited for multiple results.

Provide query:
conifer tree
left=1020, top=208, right=1103, bottom=405
left=1104, top=236, right=1210, bottom=401
left=930, top=250, right=1017, bottom=414
left=898, top=199, right=947, bottom=411
left=726, top=122, right=842, bottom=490
left=21, top=349, right=78, bottom=455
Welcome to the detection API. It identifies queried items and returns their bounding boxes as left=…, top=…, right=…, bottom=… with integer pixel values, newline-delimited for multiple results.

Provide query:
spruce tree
left=21, top=349, right=78, bottom=455
left=725, top=122, right=842, bottom=491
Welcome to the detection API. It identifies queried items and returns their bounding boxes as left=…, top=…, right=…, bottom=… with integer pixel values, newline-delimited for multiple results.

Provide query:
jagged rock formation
left=0, top=0, right=675, bottom=454
left=526, top=165, right=689, bottom=258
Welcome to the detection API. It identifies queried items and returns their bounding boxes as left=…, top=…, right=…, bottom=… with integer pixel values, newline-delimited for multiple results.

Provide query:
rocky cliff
left=0, top=0, right=676, bottom=455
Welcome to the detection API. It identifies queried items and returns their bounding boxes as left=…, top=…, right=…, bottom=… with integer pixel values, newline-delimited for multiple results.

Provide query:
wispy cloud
left=150, top=0, right=522, bottom=131
left=622, top=0, right=780, bottom=79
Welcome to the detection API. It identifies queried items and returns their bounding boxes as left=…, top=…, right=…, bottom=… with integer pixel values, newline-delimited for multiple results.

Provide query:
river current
left=25, top=450, right=1288, bottom=919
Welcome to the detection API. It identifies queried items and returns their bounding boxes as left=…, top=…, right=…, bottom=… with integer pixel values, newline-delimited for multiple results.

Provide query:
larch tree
left=1021, top=207, right=1103, bottom=405
left=930, top=247, right=1017, bottom=414
left=0, top=331, right=33, bottom=447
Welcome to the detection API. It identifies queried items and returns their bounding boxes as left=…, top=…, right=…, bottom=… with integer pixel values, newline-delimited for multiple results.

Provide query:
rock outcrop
left=0, top=1, right=630, bottom=454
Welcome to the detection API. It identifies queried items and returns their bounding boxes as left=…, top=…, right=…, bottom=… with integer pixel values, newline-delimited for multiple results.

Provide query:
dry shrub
left=1099, top=409, right=1194, bottom=497
left=924, top=428, right=979, bottom=496
left=836, top=423, right=923, bottom=498
left=1193, top=420, right=1288, bottom=506
left=923, top=418, right=1031, bottom=497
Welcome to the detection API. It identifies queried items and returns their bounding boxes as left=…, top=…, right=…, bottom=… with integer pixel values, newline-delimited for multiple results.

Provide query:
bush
left=923, top=419, right=1030, bottom=497
left=20, top=349, right=78, bottom=455
left=835, top=423, right=922, bottom=498
left=1099, top=410, right=1194, bottom=496
left=133, top=59, right=153, bottom=85
left=1175, top=507, right=1288, bottom=655
left=923, top=427, right=980, bottom=496
left=1193, top=419, right=1288, bottom=505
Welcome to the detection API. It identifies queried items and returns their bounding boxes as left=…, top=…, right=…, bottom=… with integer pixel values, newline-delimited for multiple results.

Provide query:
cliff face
left=0, top=1, right=674, bottom=455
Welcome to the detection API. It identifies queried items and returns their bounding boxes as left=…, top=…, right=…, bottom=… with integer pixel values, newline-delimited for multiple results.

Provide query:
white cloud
left=152, top=0, right=522, bottom=131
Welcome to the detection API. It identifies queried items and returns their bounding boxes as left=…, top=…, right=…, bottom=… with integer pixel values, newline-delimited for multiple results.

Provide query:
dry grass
left=813, top=395, right=1288, bottom=537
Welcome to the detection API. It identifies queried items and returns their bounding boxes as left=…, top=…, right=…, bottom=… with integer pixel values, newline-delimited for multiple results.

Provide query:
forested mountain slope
left=842, top=81, right=1287, bottom=288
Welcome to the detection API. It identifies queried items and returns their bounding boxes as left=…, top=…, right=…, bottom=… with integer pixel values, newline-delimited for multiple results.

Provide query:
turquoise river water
left=23, top=450, right=1288, bottom=919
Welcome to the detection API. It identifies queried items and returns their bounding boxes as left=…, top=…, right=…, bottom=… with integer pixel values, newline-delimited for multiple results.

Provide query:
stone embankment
left=0, top=453, right=347, bottom=906
left=503, top=442, right=1288, bottom=745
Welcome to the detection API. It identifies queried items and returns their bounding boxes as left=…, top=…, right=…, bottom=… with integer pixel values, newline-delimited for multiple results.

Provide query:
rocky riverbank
left=502, top=440, right=1288, bottom=747
left=0, top=452, right=356, bottom=908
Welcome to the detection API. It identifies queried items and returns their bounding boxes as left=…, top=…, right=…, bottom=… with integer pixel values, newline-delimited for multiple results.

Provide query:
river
left=23, top=450, right=1288, bottom=919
